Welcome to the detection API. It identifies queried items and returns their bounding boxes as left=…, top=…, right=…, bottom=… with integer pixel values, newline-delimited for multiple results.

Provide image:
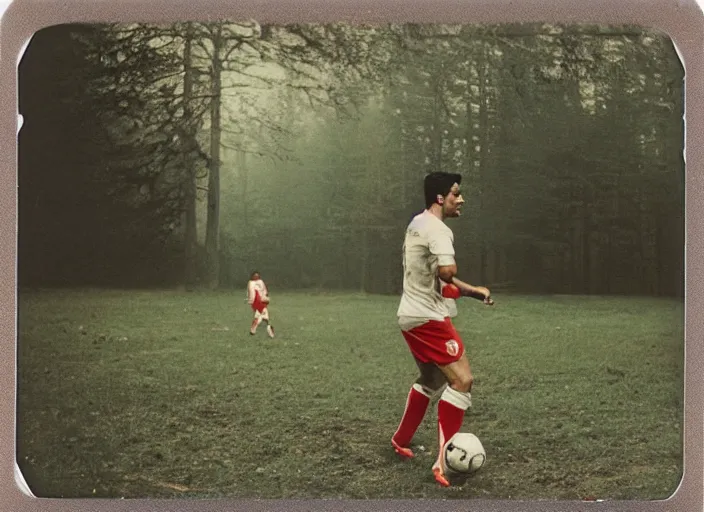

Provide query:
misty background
left=17, top=22, right=685, bottom=296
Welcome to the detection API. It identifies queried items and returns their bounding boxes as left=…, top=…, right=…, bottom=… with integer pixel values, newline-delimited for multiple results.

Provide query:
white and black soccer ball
left=444, top=433, right=486, bottom=474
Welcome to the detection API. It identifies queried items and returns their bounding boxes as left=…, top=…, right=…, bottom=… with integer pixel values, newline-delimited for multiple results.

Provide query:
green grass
left=16, top=289, right=684, bottom=500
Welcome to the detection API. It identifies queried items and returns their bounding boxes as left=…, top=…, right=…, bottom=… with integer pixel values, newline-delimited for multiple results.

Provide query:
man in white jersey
left=247, top=271, right=275, bottom=338
left=391, top=171, right=493, bottom=487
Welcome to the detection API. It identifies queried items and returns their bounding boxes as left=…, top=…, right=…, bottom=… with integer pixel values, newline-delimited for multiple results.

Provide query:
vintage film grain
left=0, top=0, right=702, bottom=511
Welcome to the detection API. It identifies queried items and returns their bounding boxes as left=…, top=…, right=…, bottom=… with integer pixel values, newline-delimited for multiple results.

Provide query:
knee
left=450, top=373, right=473, bottom=393
left=416, top=374, right=446, bottom=393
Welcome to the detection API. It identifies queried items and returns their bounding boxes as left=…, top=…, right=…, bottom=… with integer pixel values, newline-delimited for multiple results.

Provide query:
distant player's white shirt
left=247, top=279, right=269, bottom=303
left=397, top=210, right=456, bottom=326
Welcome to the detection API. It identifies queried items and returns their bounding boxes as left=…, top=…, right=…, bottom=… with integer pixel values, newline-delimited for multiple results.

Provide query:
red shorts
left=251, top=292, right=269, bottom=313
left=401, top=317, right=464, bottom=365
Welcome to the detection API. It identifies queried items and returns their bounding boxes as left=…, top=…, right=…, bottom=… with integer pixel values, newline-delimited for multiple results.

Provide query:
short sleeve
left=428, top=225, right=455, bottom=267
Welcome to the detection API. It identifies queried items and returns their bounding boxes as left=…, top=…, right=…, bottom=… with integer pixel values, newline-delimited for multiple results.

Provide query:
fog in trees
left=18, top=22, right=684, bottom=297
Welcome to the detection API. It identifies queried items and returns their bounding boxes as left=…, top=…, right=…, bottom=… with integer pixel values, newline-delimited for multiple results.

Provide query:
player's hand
left=474, top=286, right=493, bottom=306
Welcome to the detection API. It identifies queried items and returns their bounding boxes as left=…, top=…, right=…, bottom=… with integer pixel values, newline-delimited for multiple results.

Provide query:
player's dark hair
left=250, top=270, right=260, bottom=279
left=424, top=172, right=462, bottom=208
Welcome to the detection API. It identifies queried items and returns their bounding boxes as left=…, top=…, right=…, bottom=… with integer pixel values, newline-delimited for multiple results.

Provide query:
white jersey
left=397, top=210, right=457, bottom=326
left=247, top=279, right=269, bottom=303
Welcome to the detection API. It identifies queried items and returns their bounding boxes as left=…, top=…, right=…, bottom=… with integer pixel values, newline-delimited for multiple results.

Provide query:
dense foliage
left=19, top=22, right=684, bottom=295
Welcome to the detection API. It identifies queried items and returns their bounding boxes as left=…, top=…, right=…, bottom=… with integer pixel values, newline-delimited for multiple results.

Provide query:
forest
left=18, top=22, right=685, bottom=296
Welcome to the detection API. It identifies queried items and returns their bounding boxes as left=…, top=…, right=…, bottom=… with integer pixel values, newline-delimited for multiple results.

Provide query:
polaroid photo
left=1, top=0, right=702, bottom=511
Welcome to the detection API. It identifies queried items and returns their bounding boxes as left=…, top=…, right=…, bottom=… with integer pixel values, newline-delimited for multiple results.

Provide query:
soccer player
left=247, top=271, right=275, bottom=338
left=392, top=171, right=494, bottom=487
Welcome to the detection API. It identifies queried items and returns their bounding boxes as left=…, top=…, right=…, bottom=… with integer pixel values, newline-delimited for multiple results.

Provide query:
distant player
left=392, top=171, right=494, bottom=487
left=247, top=271, right=275, bottom=338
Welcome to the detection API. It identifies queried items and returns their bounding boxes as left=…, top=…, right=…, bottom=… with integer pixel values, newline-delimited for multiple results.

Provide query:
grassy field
left=16, top=289, right=684, bottom=501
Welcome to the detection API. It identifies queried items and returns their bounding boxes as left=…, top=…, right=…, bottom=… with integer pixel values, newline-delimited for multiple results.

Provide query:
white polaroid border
left=1, top=1, right=702, bottom=512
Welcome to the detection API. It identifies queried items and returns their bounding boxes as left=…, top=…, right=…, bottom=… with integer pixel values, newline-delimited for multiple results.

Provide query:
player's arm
left=431, top=227, right=493, bottom=305
left=431, top=229, right=494, bottom=305
left=437, top=265, right=489, bottom=299
left=247, top=281, right=255, bottom=304
left=452, top=276, right=493, bottom=305
left=438, top=266, right=493, bottom=305
left=437, top=264, right=458, bottom=284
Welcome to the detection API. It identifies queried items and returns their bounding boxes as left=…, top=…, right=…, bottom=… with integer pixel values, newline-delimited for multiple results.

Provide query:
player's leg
left=261, top=308, right=275, bottom=338
left=391, top=359, right=446, bottom=458
left=250, top=310, right=262, bottom=335
left=432, top=352, right=473, bottom=487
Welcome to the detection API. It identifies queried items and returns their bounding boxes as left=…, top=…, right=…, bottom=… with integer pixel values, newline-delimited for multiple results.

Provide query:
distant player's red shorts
left=401, top=317, right=464, bottom=365
left=251, top=291, right=269, bottom=313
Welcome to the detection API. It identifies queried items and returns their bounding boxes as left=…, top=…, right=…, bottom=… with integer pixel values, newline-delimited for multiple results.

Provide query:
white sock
left=439, top=386, right=472, bottom=410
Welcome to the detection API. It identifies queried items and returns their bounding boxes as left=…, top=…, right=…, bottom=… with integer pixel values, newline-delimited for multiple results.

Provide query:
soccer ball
left=444, top=433, right=486, bottom=474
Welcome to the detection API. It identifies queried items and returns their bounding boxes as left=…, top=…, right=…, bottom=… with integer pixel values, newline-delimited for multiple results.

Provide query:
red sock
left=437, top=400, right=466, bottom=449
left=392, top=384, right=432, bottom=447
left=436, top=387, right=472, bottom=462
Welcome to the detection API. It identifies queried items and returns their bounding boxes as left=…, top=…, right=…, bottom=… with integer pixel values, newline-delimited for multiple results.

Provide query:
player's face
left=442, top=183, right=464, bottom=218
left=252, top=273, right=260, bottom=281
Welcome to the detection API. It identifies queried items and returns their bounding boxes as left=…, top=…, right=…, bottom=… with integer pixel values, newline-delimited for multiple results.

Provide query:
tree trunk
left=581, top=200, right=591, bottom=294
left=360, top=228, right=369, bottom=293
left=182, top=22, right=198, bottom=290
left=477, top=46, right=490, bottom=283
left=639, top=188, right=656, bottom=295
left=562, top=246, right=571, bottom=294
left=570, top=217, right=581, bottom=294
left=432, top=65, right=444, bottom=170
left=205, top=24, right=223, bottom=289
left=238, top=143, right=248, bottom=228
left=656, top=214, right=669, bottom=296
left=463, top=62, right=482, bottom=282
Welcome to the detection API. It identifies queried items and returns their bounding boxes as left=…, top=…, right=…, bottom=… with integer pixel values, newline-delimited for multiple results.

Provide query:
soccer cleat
left=432, top=467, right=451, bottom=487
left=266, top=325, right=275, bottom=338
left=432, top=452, right=451, bottom=487
left=391, top=438, right=414, bottom=459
